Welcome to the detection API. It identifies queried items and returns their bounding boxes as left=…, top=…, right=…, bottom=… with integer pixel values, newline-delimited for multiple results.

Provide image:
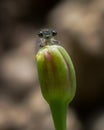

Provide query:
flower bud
left=36, top=45, right=76, bottom=105
left=36, top=45, right=76, bottom=130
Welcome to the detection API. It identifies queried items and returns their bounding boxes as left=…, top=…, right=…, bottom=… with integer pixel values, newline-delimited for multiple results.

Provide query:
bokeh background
left=0, top=0, right=104, bottom=130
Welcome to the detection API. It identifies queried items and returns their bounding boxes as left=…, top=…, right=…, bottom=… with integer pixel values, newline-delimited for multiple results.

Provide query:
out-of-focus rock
left=67, top=109, right=82, bottom=130
left=0, top=37, right=37, bottom=101
left=48, top=0, right=104, bottom=56
left=0, top=98, right=31, bottom=130
left=87, top=111, right=104, bottom=130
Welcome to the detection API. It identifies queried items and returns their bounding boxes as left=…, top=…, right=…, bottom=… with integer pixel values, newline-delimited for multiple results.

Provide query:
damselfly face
left=37, top=29, right=59, bottom=48
left=38, top=29, right=57, bottom=39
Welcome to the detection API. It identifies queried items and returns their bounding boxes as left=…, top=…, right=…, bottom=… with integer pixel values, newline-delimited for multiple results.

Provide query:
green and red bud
left=36, top=45, right=76, bottom=105
left=36, top=45, right=76, bottom=130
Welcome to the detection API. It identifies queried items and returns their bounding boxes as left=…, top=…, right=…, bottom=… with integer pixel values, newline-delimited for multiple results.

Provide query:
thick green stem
left=49, top=101, right=67, bottom=130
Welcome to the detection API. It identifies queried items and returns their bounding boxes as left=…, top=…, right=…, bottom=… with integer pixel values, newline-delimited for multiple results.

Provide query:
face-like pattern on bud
left=36, top=45, right=76, bottom=105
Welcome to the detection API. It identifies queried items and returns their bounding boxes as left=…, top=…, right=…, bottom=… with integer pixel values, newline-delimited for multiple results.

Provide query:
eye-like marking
left=38, top=31, right=43, bottom=38
left=52, top=30, right=57, bottom=36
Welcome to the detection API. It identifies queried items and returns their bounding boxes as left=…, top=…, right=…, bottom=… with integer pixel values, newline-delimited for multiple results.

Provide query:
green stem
left=49, top=101, right=67, bottom=130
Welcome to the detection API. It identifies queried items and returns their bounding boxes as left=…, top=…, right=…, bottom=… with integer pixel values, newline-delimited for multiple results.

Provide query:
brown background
left=0, top=0, right=104, bottom=130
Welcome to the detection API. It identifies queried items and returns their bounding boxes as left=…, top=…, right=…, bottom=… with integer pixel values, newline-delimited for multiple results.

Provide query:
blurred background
left=0, top=0, right=104, bottom=130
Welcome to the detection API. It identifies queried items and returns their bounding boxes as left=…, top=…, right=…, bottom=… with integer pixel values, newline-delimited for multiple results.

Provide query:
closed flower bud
left=36, top=45, right=76, bottom=104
